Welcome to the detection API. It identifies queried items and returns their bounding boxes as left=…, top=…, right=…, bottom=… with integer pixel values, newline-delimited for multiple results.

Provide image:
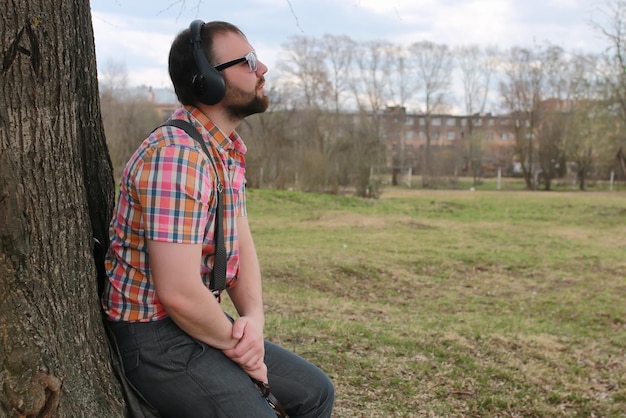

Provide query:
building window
left=432, top=131, right=440, bottom=139
left=419, top=131, right=426, bottom=138
left=461, top=119, right=467, bottom=126
left=432, top=118, right=441, bottom=126
left=447, top=131, right=456, bottom=140
left=487, top=132, right=494, bottom=141
left=446, top=118, right=456, bottom=126
left=405, top=118, right=414, bottom=126
left=500, top=132, right=509, bottom=140
left=419, top=118, right=425, bottom=126
left=472, top=118, right=483, bottom=126
left=406, top=131, right=414, bottom=139
left=488, top=119, right=495, bottom=126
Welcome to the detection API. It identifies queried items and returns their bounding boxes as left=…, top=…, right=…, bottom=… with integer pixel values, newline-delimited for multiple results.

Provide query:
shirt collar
left=177, top=106, right=248, bottom=156
left=184, top=106, right=234, bottom=152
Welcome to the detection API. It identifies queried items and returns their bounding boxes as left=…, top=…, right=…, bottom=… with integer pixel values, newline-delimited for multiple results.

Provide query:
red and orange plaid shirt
left=103, top=106, right=247, bottom=322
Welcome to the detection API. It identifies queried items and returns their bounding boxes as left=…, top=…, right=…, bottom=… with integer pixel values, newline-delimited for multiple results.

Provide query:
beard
left=222, top=78, right=269, bottom=121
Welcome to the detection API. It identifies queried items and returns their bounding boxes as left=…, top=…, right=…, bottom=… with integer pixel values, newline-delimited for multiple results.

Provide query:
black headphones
left=189, top=20, right=226, bottom=105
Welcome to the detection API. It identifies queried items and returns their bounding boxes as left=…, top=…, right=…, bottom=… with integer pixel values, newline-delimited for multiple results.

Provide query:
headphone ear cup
left=192, top=69, right=226, bottom=105
left=189, top=20, right=226, bottom=105
left=192, top=72, right=224, bottom=106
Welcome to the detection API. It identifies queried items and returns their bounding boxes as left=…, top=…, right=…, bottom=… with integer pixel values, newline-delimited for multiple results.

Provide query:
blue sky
left=90, top=0, right=607, bottom=89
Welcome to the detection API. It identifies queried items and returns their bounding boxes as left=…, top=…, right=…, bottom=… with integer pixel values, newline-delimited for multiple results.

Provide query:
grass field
left=225, top=187, right=626, bottom=417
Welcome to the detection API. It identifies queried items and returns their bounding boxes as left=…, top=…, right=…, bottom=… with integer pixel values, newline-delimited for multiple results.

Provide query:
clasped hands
left=222, top=316, right=267, bottom=383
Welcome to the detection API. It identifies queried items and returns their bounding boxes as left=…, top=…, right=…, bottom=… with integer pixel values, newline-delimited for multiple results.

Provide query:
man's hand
left=222, top=316, right=267, bottom=382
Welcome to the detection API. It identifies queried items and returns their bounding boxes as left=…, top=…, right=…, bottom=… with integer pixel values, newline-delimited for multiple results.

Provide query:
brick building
left=382, top=106, right=517, bottom=177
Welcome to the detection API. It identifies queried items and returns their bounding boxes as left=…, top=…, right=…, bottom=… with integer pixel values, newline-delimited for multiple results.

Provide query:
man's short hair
left=168, top=21, right=245, bottom=106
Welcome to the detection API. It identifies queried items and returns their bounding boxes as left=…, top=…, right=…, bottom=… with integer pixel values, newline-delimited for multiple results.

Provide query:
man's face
left=212, top=32, right=269, bottom=120
left=222, top=73, right=269, bottom=120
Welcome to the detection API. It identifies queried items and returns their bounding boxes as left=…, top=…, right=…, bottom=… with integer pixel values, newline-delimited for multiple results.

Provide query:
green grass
left=225, top=187, right=626, bottom=417
left=394, top=175, right=626, bottom=193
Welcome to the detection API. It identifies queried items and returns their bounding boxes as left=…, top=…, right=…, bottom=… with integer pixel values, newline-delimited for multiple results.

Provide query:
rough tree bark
left=1, top=0, right=123, bottom=416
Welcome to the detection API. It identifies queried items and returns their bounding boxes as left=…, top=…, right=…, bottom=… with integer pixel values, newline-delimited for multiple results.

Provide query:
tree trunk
left=1, top=0, right=123, bottom=416
left=578, top=169, right=586, bottom=191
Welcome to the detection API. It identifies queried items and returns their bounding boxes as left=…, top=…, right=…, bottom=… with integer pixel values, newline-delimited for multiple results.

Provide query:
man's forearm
left=227, top=280, right=264, bottom=326
left=229, top=216, right=265, bottom=327
left=165, top=286, right=239, bottom=349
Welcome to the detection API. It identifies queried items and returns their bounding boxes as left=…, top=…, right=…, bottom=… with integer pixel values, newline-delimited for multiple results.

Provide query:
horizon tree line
left=102, top=4, right=626, bottom=193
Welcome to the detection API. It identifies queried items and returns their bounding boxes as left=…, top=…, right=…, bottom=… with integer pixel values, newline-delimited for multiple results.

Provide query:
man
left=102, top=20, right=334, bottom=417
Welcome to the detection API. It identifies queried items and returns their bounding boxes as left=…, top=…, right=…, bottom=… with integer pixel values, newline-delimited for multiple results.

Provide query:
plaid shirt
left=103, top=106, right=247, bottom=322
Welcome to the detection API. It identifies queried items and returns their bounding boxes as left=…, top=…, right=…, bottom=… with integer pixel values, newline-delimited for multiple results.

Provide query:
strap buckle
left=211, top=289, right=221, bottom=302
left=252, top=379, right=288, bottom=417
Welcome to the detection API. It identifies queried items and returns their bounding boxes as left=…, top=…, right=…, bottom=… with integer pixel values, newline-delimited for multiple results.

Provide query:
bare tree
left=99, top=59, right=129, bottom=97
left=562, top=52, right=614, bottom=190
left=564, top=101, right=614, bottom=190
left=456, top=44, right=498, bottom=184
left=408, top=41, right=454, bottom=187
left=617, top=146, right=626, bottom=178
left=319, top=34, right=358, bottom=192
left=533, top=46, right=570, bottom=190
left=387, top=45, right=418, bottom=108
left=348, top=40, right=396, bottom=196
left=99, top=61, right=164, bottom=178
left=592, top=0, right=626, bottom=118
left=1, top=1, right=122, bottom=416
left=277, top=35, right=331, bottom=109
left=591, top=0, right=626, bottom=181
left=275, top=36, right=346, bottom=192
left=239, top=100, right=298, bottom=190
left=351, top=40, right=395, bottom=113
left=321, top=34, right=356, bottom=114
left=536, top=110, right=565, bottom=190
left=386, top=45, right=420, bottom=185
left=499, top=46, right=545, bottom=189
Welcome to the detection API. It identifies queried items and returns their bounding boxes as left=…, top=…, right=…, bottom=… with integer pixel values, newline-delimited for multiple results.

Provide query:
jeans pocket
left=157, top=320, right=206, bottom=371
left=165, top=338, right=206, bottom=371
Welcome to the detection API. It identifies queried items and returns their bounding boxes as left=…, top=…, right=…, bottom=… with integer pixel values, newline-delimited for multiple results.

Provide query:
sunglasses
left=214, top=51, right=258, bottom=73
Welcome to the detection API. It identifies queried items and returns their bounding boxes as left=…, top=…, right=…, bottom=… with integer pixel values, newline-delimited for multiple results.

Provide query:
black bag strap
left=162, top=119, right=226, bottom=292
left=253, top=379, right=289, bottom=417
left=166, top=119, right=288, bottom=418
left=166, top=120, right=288, bottom=417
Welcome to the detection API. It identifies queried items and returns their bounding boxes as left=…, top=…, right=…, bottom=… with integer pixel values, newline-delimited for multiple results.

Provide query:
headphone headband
left=189, top=20, right=226, bottom=105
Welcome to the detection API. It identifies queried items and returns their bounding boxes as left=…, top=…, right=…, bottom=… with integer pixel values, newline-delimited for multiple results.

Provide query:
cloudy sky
left=90, top=0, right=609, bottom=89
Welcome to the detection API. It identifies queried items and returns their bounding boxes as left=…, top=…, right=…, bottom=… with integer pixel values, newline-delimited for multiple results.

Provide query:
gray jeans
left=108, top=317, right=334, bottom=417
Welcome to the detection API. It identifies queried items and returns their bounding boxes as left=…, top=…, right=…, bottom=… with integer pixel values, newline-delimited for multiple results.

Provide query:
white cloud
left=92, top=11, right=175, bottom=87
left=90, top=0, right=607, bottom=89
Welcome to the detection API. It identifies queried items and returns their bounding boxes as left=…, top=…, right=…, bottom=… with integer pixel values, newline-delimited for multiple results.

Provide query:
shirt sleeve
left=236, top=182, right=247, bottom=217
left=135, top=145, right=212, bottom=243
